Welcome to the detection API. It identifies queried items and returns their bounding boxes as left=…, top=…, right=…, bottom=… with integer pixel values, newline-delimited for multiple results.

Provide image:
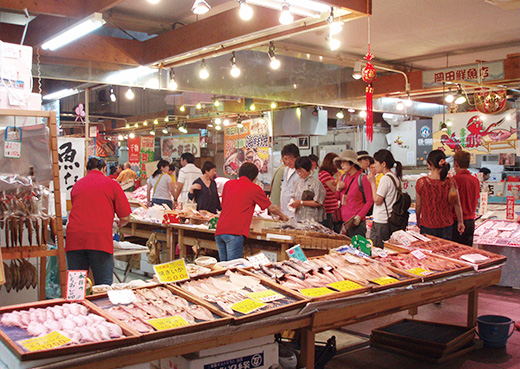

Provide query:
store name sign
left=422, top=61, right=504, bottom=88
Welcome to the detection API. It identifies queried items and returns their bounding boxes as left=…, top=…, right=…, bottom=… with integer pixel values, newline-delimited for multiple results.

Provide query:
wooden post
left=300, top=328, right=315, bottom=369
left=178, top=228, right=185, bottom=259
left=467, top=290, right=479, bottom=327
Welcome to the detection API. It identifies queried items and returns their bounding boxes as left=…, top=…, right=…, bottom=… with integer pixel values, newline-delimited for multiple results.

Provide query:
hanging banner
left=432, top=109, right=518, bottom=155
left=422, top=61, right=504, bottom=88
left=506, top=196, right=515, bottom=220
left=160, top=134, right=200, bottom=160
left=223, top=119, right=269, bottom=175
left=140, top=136, right=155, bottom=178
left=96, top=136, right=118, bottom=157
left=57, top=137, right=85, bottom=200
left=128, top=136, right=140, bottom=166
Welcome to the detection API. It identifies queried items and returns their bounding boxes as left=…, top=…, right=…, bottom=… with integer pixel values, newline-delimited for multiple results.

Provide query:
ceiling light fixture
left=396, top=101, right=405, bottom=111
left=125, top=87, right=134, bottom=100
left=129, top=132, right=135, bottom=139
left=352, top=61, right=362, bottom=80
left=196, top=102, right=202, bottom=109
left=327, top=7, right=343, bottom=36
left=41, top=13, right=105, bottom=51
left=199, top=59, right=209, bottom=79
left=162, top=126, right=169, bottom=134
left=249, top=103, right=256, bottom=111
left=348, top=108, right=355, bottom=113
left=248, top=0, right=329, bottom=17
left=148, top=0, right=160, bottom=3
left=230, top=51, right=241, bottom=78
left=180, top=105, right=186, bottom=112
left=109, top=86, right=116, bottom=102
left=268, top=42, right=280, bottom=70
left=445, top=88, right=455, bottom=103
left=270, top=101, right=277, bottom=109
left=118, top=134, right=124, bottom=141
left=214, top=99, right=220, bottom=107
left=329, top=37, right=340, bottom=51
left=336, top=110, right=344, bottom=119
left=215, top=115, right=222, bottom=125
left=238, top=0, right=253, bottom=20
left=134, top=123, right=139, bottom=128
left=125, top=123, right=130, bottom=128
left=192, top=0, right=211, bottom=15
left=359, top=110, right=367, bottom=118
left=236, top=116, right=243, bottom=128
left=143, top=120, right=148, bottom=126
left=154, top=119, right=159, bottom=125
left=168, top=68, right=178, bottom=90
left=215, top=124, right=222, bottom=131
left=179, top=123, right=188, bottom=134
left=455, top=86, right=467, bottom=105
left=279, top=2, right=294, bottom=24
left=404, top=92, right=413, bottom=107
left=165, top=116, right=169, bottom=122
left=42, top=88, right=79, bottom=101
left=150, top=130, right=156, bottom=136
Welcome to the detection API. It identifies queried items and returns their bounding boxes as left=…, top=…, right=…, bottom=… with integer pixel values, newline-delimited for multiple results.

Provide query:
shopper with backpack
left=334, top=150, right=373, bottom=238
left=368, top=150, right=409, bottom=248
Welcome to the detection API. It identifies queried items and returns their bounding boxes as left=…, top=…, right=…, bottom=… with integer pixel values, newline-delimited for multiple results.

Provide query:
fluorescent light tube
left=42, top=88, right=79, bottom=100
left=42, top=13, right=105, bottom=51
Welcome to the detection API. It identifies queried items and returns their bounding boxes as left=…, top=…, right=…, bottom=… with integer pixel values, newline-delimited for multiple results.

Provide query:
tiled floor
left=325, top=286, right=520, bottom=369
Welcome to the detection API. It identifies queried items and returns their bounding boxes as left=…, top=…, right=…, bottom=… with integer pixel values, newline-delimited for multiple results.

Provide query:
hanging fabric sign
left=128, top=136, right=141, bottom=166
left=160, top=134, right=200, bottom=160
left=140, top=136, right=155, bottom=178
left=57, top=137, right=85, bottom=199
left=4, top=127, right=22, bottom=158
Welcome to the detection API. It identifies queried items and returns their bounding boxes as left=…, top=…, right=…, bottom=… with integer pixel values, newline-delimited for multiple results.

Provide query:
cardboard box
left=161, top=342, right=278, bottom=369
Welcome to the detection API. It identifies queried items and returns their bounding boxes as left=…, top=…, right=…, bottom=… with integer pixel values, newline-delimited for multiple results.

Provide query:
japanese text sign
left=153, top=259, right=189, bottom=283
left=147, top=316, right=190, bottom=330
left=161, top=134, right=200, bottom=160
left=506, top=196, right=515, bottom=220
left=58, top=137, right=85, bottom=200
left=19, top=331, right=71, bottom=352
left=66, top=270, right=87, bottom=301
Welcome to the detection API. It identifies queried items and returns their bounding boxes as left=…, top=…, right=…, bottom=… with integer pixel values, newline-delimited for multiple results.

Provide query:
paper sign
left=506, top=196, right=515, bottom=220
left=4, top=141, right=21, bottom=158
left=66, top=270, right=87, bottom=301
left=370, top=276, right=399, bottom=286
left=108, top=290, right=136, bottom=305
left=154, top=259, right=189, bottom=283
left=147, top=316, right=190, bottom=330
left=479, top=192, right=488, bottom=216
left=19, top=331, right=71, bottom=352
left=406, top=267, right=434, bottom=276
left=327, top=280, right=363, bottom=292
left=410, top=250, right=427, bottom=260
left=247, top=290, right=284, bottom=303
left=351, top=235, right=372, bottom=256
left=230, top=299, right=266, bottom=314
left=298, top=287, right=336, bottom=297
left=247, top=252, right=272, bottom=268
left=286, top=245, right=307, bottom=261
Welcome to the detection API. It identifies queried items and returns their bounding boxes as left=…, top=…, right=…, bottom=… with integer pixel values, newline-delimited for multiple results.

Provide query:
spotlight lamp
left=215, top=115, right=222, bottom=125
left=327, top=7, right=343, bottom=36
left=134, top=122, right=139, bottom=128
left=455, top=86, right=467, bottom=105
left=196, top=102, right=202, bottom=109
left=162, top=126, right=169, bottom=134
left=223, top=118, right=230, bottom=126
left=150, top=130, right=156, bottom=136
left=336, top=110, right=344, bottom=119
left=329, top=37, right=340, bottom=51
left=404, top=93, right=413, bottom=107
left=125, top=123, right=130, bottom=128
left=249, top=103, right=256, bottom=111
left=230, top=51, right=241, bottom=78
left=143, top=120, right=148, bottom=126
left=352, top=61, right=362, bottom=80
left=279, top=1, right=293, bottom=24
left=270, top=101, right=277, bottom=109
left=109, top=86, right=116, bottom=102
left=165, top=116, right=169, bottom=122
left=396, top=101, right=404, bottom=111
left=125, top=87, right=135, bottom=100
left=154, top=119, right=159, bottom=125
left=268, top=42, right=281, bottom=70
left=180, top=105, right=186, bottom=112
left=238, top=0, right=253, bottom=21
left=348, top=108, right=355, bottom=113
left=215, top=124, right=222, bottom=131
left=445, top=88, right=455, bottom=103
left=199, top=59, right=209, bottom=79
left=214, top=99, right=220, bottom=107
left=117, top=134, right=124, bottom=141
left=169, top=68, right=178, bottom=90
left=236, top=115, right=243, bottom=128
left=129, top=132, right=136, bottom=139
left=192, top=0, right=211, bottom=15
left=359, top=110, right=367, bottom=118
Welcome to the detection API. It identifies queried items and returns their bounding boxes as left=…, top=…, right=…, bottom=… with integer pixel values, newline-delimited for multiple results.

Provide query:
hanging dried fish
left=31, top=261, right=38, bottom=289
left=4, top=261, right=12, bottom=292
left=11, top=260, right=19, bottom=292
left=5, top=218, right=10, bottom=248
left=42, top=218, right=49, bottom=246
left=32, top=217, right=40, bottom=246
left=18, top=218, right=24, bottom=247
left=50, top=216, right=57, bottom=242
left=11, top=218, right=18, bottom=247
left=26, top=217, right=33, bottom=246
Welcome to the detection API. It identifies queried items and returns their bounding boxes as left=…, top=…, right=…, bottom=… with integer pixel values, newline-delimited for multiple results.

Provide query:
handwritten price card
left=406, top=267, right=434, bottom=276
left=147, top=316, right=190, bottom=330
left=370, top=276, right=399, bottom=286
left=327, top=280, right=363, bottom=292
left=154, top=259, right=189, bottom=283
left=247, top=290, right=284, bottom=303
left=230, top=299, right=266, bottom=314
left=298, top=287, right=336, bottom=298
left=66, top=270, right=87, bottom=301
left=19, top=331, right=71, bottom=352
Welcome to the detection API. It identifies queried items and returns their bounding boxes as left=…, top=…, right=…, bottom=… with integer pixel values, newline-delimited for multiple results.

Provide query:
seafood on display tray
left=474, top=220, right=520, bottom=246
left=178, top=270, right=299, bottom=317
left=0, top=303, right=125, bottom=348
left=96, top=286, right=219, bottom=333
left=409, top=239, right=503, bottom=264
left=126, top=186, right=147, bottom=206
left=264, top=219, right=349, bottom=239
left=251, top=253, right=402, bottom=291
left=376, top=253, right=465, bottom=273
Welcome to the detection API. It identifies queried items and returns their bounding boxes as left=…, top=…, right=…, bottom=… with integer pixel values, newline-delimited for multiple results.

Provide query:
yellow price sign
left=153, top=259, right=189, bottom=283
left=19, top=331, right=71, bottom=352
left=147, top=315, right=190, bottom=330
left=247, top=290, right=284, bottom=303
left=327, top=280, right=363, bottom=292
left=370, top=276, right=400, bottom=286
left=230, top=299, right=266, bottom=315
left=406, top=267, right=434, bottom=276
left=298, top=287, right=336, bottom=297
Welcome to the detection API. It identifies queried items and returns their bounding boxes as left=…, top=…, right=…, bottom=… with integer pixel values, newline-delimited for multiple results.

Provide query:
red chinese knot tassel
left=366, top=84, right=373, bottom=141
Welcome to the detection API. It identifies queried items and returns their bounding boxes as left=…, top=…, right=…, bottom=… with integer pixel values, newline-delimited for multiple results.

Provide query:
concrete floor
left=324, top=286, right=520, bottom=369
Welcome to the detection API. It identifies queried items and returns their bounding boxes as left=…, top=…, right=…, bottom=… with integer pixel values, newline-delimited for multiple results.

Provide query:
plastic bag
left=45, top=245, right=61, bottom=299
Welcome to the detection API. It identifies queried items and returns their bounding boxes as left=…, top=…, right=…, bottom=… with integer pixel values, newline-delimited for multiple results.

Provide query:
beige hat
left=333, top=149, right=361, bottom=167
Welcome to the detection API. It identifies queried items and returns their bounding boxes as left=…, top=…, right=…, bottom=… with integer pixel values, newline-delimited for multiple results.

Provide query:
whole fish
left=260, top=265, right=282, bottom=280
left=487, top=127, right=516, bottom=142
left=4, top=261, right=12, bottom=292
left=18, top=218, right=24, bottom=247
left=285, top=259, right=312, bottom=274
left=280, top=262, right=306, bottom=280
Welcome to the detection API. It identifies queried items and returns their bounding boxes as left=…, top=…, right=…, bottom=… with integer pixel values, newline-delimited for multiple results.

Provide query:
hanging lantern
left=362, top=52, right=376, bottom=141
left=475, top=89, right=507, bottom=114
left=362, top=52, right=377, bottom=83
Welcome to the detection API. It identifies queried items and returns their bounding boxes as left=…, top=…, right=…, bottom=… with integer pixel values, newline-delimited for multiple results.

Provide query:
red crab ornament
left=362, top=52, right=376, bottom=141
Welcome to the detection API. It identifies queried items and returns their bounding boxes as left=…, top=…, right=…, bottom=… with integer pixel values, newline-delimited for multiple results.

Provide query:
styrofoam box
left=0, top=88, right=41, bottom=110
left=160, top=342, right=278, bottom=369
left=0, top=41, right=33, bottom=72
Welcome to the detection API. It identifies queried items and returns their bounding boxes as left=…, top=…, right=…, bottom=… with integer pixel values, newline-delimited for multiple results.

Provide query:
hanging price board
left=247, top=290, right=284, bottom=303
left=153, top=259, right=189, bottom=283
left=19, top=331, right=71, bottom=352
left=230, top=299, right=266, bottom=314
left=147, top=316, right=190, bottom=330
left=327, top=280, right=363, bottom=292
left=370, top=276, right=399, bottom=286
left=4, top=126, right=22, bottom=158
left=298, top=287, right=336, bottom=297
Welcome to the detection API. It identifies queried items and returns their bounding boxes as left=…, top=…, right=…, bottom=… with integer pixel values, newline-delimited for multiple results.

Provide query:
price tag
left=370, top=276, right=399, bottom=286
left=154, top=259, right=189, bottom=283
left=230, top=299, right=266, bottom=315
left=410, top=250, right=427, bottom=260
left=286, top=245, right=307, bottom=261
left=406, top=267, right=434, bottom=276
left=65, top=270, right=88, bottom=301
left=298, top=287, right=336, bottom=297
left=19, top=331, right=71, bottom=352
left=351, top=235, right=372, bottom=256
left=247, top=252, right=272, bottom=268
left=327, top=280, right=363, bottom=292
left=247, top=290, right=284, bottom=303
left=147, top=315, right=190, bottom=330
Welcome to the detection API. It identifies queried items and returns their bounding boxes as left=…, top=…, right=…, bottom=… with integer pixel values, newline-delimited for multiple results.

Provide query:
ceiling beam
left=1, top=0, right=85, bottom=18
left=23, top=15, right=70, bottom=47
left=85, top=0, right=127, bottom=15
left=324, top=0, right=372, bottom=14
